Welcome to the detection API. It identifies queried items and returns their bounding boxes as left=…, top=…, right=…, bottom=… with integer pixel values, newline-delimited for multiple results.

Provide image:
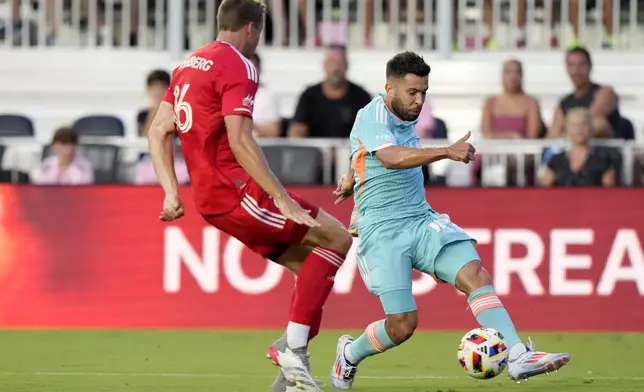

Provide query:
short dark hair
left=250, top=52, right=261, bottom=70
left=327, top=44, right=347, bottom=54
left=326, top=44, right=347, bottom=61
left=217, top=0, right=265, bottom=32
left=52, top=126, right=78, bottom=145
left=567, top=46, right=592, bottom=68
left=386, top=51, right=431, bottom=80
left=504, top=59, right=523, bottom=74
left=146, top=69, right=171, bottom=87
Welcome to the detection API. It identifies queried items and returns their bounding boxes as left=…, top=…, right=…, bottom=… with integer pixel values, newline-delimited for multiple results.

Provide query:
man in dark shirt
left=549, top=47, right=620, bottom=139
left=288, top=45, right=372, bottom=138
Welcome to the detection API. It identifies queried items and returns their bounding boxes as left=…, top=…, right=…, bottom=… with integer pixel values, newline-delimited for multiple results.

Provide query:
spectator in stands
left=568, top=0, right=614, bottom=48
left=138, top=69, right=171, bottom=136
left=249, top=53, right=281, bottom=137
left=482, top=59, right=542, bottom=139
left=541, top=108, right=616, bottom=187
left=415, top=100, right=437, bottom=138
left=134, top=150, right=190, bottom=185
left=30, top=127, right=94, bottom=185
left=480, top=0, right=531, bottom=49
left=288, top=45, right=371, bottom=138
left=8, top=0, right=141, bottom=46
left=549, top=47, right=619, bottom=139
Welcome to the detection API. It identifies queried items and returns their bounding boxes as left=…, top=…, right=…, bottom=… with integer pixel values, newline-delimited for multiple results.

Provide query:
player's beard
left=326, top=75, right=345, bottom=87
left=391, top=96, right=421, bottom=122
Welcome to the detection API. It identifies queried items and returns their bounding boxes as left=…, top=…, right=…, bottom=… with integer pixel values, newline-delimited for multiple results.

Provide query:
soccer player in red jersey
left=147, top=1, right=352, bottom=391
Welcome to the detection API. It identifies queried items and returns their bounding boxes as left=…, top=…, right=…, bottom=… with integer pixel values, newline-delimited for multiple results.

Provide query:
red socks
left=287, top=247, right=345, bottom=347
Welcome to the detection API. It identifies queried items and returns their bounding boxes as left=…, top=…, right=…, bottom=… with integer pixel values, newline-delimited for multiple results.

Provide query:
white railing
left=0, top=137, right=641, bottom=186
left=1, top=0, right=643, bottom=56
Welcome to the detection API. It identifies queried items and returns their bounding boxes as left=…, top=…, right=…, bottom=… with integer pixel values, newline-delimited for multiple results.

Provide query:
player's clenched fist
left=447, top=131, right=476, bottom=164
left=160, top=194, right=185, bottom=222
left=333, top=174, right=355, bottom=205
left=275, top=195, right=320, bottom=228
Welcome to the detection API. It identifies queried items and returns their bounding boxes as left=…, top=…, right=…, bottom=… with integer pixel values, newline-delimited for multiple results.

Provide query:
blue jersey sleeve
left=357, top=102, right=396, bottom=153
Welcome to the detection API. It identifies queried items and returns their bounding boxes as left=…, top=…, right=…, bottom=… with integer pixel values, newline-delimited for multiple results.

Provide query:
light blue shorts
left=356, top=211, right=480, bottom=314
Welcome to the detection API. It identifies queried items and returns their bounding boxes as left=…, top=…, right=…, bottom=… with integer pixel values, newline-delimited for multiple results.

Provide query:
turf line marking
left=0, top=372, right=641, bottom=381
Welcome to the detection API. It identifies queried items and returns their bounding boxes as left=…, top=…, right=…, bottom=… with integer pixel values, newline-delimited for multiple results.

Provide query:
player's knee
left=323, top=216, right=353, bottom=253
left=304, top=209, right=353, bottom=254
left=385, top=312, right=417, bottom=344
left=455, top=261, right=492, bottom=295
left=333, top=229, right=353, bottom=254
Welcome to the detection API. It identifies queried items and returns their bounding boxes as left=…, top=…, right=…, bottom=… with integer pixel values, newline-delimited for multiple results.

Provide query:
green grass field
left=0, top=330, right=642, bottom=392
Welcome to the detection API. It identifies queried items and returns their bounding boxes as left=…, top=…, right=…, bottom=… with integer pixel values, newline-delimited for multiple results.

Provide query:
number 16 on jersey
left=174, top=84, right=193, bottom=133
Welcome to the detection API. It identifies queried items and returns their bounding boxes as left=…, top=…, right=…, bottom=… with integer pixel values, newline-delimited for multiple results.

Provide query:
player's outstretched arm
left=225, top=114, right=319, bottom=228
left=148, top=102, right=184, bottom=221
left=375, top=131, right=476, bottom=169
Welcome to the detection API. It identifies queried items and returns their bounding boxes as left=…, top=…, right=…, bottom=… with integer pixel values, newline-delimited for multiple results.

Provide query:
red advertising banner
left=0, top=186, right=643, bottom=331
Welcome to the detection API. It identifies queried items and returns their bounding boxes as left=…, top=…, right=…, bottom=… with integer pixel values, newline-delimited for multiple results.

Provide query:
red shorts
left=203, top=180, right=320, bottom=261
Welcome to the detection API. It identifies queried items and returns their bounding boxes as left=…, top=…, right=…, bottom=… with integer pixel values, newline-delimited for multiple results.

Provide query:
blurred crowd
left=2, top=0, right=641, bottom=49
left=0, top=0, right=642, bottom=188
left=2, top=44, right=640, bottom=188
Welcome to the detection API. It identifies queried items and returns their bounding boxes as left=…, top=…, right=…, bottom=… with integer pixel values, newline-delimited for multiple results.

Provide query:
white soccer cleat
left=267, top=342, right=320, bottom=392
left=330, top=335, right=358, bottom=390
left=507, top=339, right=570, bottom=382
left=269, top=336, right=323, bottom=392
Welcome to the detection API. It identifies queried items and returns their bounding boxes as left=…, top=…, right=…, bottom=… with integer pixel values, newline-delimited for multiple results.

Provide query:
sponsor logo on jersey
left=242, top=94, right=255, bottom=108
left=375, top=134, right=394, bottom=141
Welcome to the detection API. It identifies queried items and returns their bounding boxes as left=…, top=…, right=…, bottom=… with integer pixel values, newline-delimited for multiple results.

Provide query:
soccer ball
left=457, top=328, right=509, bottom=379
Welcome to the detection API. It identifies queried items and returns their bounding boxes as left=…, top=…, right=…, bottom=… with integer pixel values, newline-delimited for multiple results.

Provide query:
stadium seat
left=0, top=115, right=35, bottom=137
left=43, top=144, right=121, bottom=183
left=0, top=144, right=5, bottom=181
left=262, top=146, right=323, bottom=185
left=0, top=144, right=29, bottom=183
left=73, top=115, right=125, bottom=137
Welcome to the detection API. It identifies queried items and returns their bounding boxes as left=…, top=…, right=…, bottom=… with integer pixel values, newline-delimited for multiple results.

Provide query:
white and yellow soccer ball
left=457, top=328, right=509, bottom=379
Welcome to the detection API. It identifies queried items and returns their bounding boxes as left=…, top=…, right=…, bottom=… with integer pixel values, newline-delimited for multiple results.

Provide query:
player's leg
left=278, top=209, right=352, bottom=350
left=209, top=187, right=346, bottom=392
left=330, top=227, right=415, bottom=390
left=267, top=207, right=352, bottom=392
left=269, top=245, right=324, bottom=392
left=433, top=240, right=570, bottom=381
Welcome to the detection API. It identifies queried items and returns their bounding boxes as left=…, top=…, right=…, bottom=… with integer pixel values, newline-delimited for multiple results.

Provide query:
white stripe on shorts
left=241, top=194, right=286, bottom=229
left=243, top=194, right=286, bottom=222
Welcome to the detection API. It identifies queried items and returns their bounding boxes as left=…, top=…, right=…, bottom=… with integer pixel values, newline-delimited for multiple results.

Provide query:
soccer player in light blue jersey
left=329, top=52, right=570, bottom=389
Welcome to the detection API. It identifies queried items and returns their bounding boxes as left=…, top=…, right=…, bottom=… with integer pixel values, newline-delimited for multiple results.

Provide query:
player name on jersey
left=179, top=56, right=214, bottom=72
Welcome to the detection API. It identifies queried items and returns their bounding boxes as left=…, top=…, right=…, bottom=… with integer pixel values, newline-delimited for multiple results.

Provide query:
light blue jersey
left=347, top=94, right=476, bottom=315
left=348, top=94, right=430, bottom=235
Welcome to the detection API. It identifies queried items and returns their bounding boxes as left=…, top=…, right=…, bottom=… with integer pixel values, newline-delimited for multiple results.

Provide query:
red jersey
left=163, top=41, right=259, bottom=216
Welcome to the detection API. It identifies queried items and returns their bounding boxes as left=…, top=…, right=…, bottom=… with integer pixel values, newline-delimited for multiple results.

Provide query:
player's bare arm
left=148, top=101, right=185, bottom=222
left=225, top=114, right=319, bottom=228
left=375, top=131, right=476, bottom=169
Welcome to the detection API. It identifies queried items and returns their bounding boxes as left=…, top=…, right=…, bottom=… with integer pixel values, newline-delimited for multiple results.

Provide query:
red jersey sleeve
left=220, top=58, right=259, bottom=118
left=162, top=86, right=174, bottom=104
